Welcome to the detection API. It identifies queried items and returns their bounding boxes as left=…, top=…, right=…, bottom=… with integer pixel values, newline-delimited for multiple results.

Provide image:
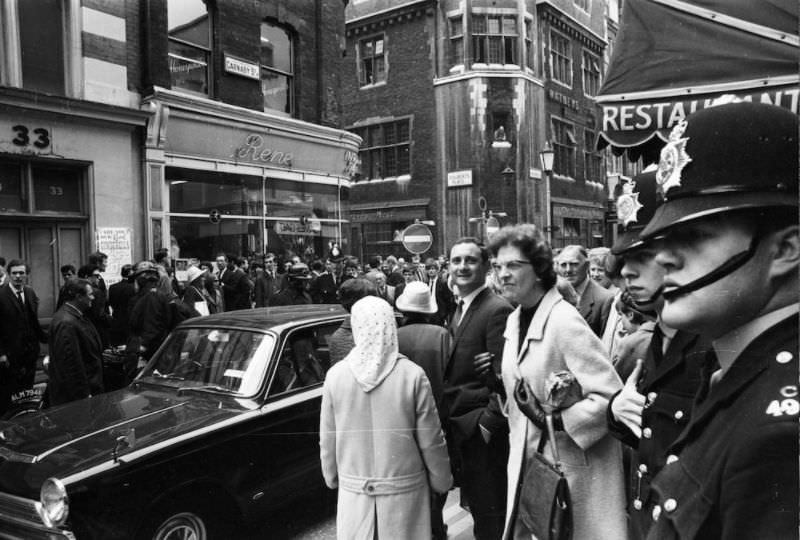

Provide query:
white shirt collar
left=460, top=284, right=487, bottom=313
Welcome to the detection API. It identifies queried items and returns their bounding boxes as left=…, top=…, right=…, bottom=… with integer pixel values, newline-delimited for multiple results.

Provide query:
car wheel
left=144, top=507, right=219, bottom=540
left=1, top=401, right=42, bottom=421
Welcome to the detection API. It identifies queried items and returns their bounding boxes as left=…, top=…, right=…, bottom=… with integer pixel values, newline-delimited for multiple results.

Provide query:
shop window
left=0, top=0, right=78, bottom=95
left=168, top=0, right=211, bottom=96
left=551, top=117, right=576, bottom=178
left=358, top=35, right=386, bottom=86
left=549, top=30, right=572, bottom=87
left=350, top=119, right=411, bottom=181
left=261, top=21, right=294, bottom=114
left=562, top=217, right=581, bottom=244
left=449, top=16, right=464, bottom=67
left=584, top=129, right=602, bottom=182
left=582, top=50, right=600, bottom=97
left=472, top=14, right=517, bottom=65
left=0, top=160, right=85, bottom=215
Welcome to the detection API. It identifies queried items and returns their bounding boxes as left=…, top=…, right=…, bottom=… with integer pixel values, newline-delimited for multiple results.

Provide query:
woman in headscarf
left=487, top=224, right=626, bottom=540
left=320, top=296, right=452, bottom=540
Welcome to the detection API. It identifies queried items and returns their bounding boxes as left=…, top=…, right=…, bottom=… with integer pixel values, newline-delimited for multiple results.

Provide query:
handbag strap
left=536, top=413, right=563, bottom=472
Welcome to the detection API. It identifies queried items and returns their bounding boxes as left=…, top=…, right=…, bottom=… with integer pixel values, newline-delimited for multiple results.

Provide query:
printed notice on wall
left=96, top=228, right=132, bottom=286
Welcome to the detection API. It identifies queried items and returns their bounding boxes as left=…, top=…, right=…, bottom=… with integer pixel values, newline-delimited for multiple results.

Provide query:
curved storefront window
left=166, top=167, right=347, bottom=264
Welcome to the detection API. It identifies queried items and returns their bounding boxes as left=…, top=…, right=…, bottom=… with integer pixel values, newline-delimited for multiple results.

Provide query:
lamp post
left=469, top=196, right=507, bottom=242
left=539, top=141, right=555, bottom=245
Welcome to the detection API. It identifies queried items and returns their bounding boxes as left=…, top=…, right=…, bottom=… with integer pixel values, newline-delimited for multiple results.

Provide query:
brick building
left=0, top=0, right=358, bottom=313
left=343, top=0, right=616, bottom=259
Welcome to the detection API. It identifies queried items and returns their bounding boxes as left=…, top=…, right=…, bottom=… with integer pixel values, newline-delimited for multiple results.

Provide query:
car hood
left=0, top=385, right=257, bottom=497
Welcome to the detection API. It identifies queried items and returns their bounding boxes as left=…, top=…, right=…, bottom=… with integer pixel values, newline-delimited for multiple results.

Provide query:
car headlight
left=36, top=477, right=69, bottom=527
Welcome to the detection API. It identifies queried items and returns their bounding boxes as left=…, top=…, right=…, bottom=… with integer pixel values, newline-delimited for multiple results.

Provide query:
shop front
left=348, top=198, right=432, bottom=261
left=143, top=89, right=360, bottom=267
left=550, top=198, right=606, bottom=250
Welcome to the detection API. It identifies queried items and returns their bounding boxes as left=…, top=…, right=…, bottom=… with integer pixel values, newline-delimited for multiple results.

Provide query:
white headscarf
left=345, top=296, right=400, bottom=392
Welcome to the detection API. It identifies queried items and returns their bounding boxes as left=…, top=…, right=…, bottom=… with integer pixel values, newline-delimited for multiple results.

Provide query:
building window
left=575, top=0, right=590, bottom=12
left=524, top=19, right=534, bottom=70
left=584, top=129, right=602, bottom=182
left=449, top=16, right=464, bottom=67
left=551, top=117, right=576, bottom=178
left=261, top=21, right=294, bottom=114
left=472, top=14, right=518, bottom=65
left=563, top=217, right=581, bottom=244
left=0, top=159, right=86, bottom=215
left=549, top=30, right=572, bottom=87
left=168, top=0, right=211, bottom=96
left=582, top=50, right=600, bottom=96
left=351, top=119, right=411, bottom=181
left=359, top=35, right=386, bottom=86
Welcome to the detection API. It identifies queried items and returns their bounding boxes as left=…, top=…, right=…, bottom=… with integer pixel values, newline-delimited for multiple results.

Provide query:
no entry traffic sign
left=402, top=223, right=433, bottom=254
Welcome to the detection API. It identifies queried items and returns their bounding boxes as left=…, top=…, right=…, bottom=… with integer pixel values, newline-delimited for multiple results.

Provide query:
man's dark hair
left=488, top=224, right=558, bottom=290
left=450, top=236, right=490, bottom=263
left=338, top=277, right=378, bottom=312
left=7, top=259, right=28, bottom=273
left=88, top=251, right=108, bottom=265
left=154, top=248, right=169, bottom=264
left=311, top=260, right=324, bottom=272
left=77, top=264, right=99, bottom=279
left=367, top=255, right=382, bottom=269
left=60, top=264, right=76, bottom=275
left=120, top=264, right=134, bottom=278
left=62, top=278, right=91, bottom=302
left=617, top=290, right=657, bottom=325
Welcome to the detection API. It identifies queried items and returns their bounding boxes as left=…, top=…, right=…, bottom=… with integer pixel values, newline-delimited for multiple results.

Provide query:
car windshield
left=139, top=327, right=275, bottom=396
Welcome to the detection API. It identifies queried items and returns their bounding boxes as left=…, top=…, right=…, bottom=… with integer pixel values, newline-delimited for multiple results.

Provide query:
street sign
left=486, top=216, right=500, bottom=237
left=401, top=223, right=433, bottom=254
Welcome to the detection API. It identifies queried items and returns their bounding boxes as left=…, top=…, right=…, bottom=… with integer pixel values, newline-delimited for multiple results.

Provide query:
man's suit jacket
left=442, top=287, right=512, bottom=442
left=222, top=267, right=253, bottom=311
left=577, top=278, right=615, bottom=337
left=253, top=273, right=277, bottom=307
left=108, top=280, right=137, bottom=347
left=310, top=273, right=338, bottom=304
left=428, top=276, right=456, bottom=327
left=0, top=284, right=46, bottom=370
left=398, top=323, right=450, bottom=414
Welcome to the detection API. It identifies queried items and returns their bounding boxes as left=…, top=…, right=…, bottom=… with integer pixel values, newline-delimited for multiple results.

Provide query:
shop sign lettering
left=232, top=134, right=294, bottom=167
left=602, top=87, right=800, bottom=133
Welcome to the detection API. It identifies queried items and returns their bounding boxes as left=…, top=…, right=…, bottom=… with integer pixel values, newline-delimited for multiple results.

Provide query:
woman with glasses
left=486, top=224, right=626, bottom=540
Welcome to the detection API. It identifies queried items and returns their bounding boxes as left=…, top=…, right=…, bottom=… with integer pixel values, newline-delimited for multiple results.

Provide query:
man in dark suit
left=424, top=258, right=456, bottom=327
left=639, top=102, right=798, bottom=539
left=309, top=257, right=339, bottom=304
left=604, top=170, right=708, bottom=540
left=108, top=264, right=136, bottom=347
left=442, top=238, right=512, bottom=540
left=556, top=244, right=614, bottom=336
left=221, top=256, right=253, bottom=311
left=0, top=259, right=47, bottom=415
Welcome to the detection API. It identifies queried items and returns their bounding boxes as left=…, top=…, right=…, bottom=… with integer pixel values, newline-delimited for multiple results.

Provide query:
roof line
left=346, top=0, right=429, bottom=24
left=596, top=75, right=799, bottom=103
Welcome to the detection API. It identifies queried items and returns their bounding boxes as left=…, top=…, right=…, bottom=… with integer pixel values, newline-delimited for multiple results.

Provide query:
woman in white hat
left=181, top=265, right=211, bottom=317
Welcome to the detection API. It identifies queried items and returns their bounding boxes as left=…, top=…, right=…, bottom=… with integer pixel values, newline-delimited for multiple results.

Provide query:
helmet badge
left=616, top=179, right=644, bottom=227
left=656, top=120, right=692, bottom=197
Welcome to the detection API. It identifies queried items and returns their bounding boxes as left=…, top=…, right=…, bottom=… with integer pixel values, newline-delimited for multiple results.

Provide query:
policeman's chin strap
left=633, top=285, right=665, bottom=309
left=662, top=233, right=760, bottom=302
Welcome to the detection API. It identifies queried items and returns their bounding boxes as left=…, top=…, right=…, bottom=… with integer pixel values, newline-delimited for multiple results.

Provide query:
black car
left=0, top=305, right=347, bottom=539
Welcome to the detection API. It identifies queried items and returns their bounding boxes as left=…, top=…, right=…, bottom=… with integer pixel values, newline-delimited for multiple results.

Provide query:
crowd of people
left=0, top=101, right=795, bottom=540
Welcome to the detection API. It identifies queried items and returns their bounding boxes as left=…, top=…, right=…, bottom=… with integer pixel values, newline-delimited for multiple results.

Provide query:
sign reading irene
left=231, top=134, right=294, bottom=167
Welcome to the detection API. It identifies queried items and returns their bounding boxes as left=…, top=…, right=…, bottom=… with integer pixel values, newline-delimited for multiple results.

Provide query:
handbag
left=517, top=414, right=573, bottom=540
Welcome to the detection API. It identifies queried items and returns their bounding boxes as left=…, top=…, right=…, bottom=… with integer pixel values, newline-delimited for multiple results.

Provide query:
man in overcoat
left=641, top=101, right=798, bottom=539
left=0, top=260, right=47, bottom=415
left=605, top=169, right=709, bottom=540
left=441, top=237, right=512, bottom=540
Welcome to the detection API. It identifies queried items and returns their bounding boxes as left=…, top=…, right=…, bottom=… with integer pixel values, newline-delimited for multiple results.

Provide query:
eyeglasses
left=491, top=260, right=532, bottom=273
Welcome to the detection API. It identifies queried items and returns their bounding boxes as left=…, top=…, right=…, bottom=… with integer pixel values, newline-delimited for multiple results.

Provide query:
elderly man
left=555, top=245, right=614, bottom=336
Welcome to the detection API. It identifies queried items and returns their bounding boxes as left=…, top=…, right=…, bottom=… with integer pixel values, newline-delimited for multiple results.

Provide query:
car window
left=269, top=322, right=340, bottom=397
left=141, top=328, right=275, bottom=396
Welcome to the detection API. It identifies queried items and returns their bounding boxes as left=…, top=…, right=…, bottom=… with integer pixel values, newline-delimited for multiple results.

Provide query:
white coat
left=501, top=287, right=627, bottom=540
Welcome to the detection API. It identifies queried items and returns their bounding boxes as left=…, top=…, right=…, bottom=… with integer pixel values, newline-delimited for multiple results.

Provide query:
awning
left=596, top=0, right=799, bottom=161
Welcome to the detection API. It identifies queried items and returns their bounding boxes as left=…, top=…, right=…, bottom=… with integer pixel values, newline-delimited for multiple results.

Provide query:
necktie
left=693, top=349, right=720, bottom=406
left=16, top=290, right=24, bottom=305
left=452, top=300, right=464, bottom=330
left=651, top=325, right=664, bottom=365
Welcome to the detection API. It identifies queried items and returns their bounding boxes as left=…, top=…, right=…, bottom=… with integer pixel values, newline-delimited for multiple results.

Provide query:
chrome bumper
left=0, top=492, right=74, bottom=540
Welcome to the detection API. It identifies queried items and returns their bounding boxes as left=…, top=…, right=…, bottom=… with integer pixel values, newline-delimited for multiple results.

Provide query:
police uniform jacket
left=607, top=328, right=709, bottom=540
left=646, top=313, right=798, bottom=540
left=47, top=303, right=104, bottom=406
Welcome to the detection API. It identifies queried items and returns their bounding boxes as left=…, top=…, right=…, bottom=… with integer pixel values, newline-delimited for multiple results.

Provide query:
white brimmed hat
left=186, top=265, right=206, bottom=284
left=395, top=281, right=438, bottom=314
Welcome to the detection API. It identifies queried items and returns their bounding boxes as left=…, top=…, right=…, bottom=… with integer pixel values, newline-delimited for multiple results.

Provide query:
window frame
left=0, top=157, right=88, bottom=217
left=549, top=29, right=572, bottom=88
left=581, top=49, right=601, bottom=97
left=358, top=34, right=387, bottom=87
left=449, top=15, right=464, bottom=68
left=551, top=116, right=577, bottom=178
left=260, top=20, right=295, bottom=115
left=349, top=118, right=412, bottom=182
left=471, top=13, right=518, bottom=66
left=583, top=128, right=602, bottom=182
left=167, top=0, right=213, bottom=97
left=574, top=0, right=590, bottom=13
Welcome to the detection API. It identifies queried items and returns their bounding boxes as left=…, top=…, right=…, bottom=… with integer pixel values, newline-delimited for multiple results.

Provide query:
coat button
left=652, top=505, right=662, bottom=521
left=666, top=454, right=679, bottom=465
left=647, top=391, right=658, bottom=402
left=664, top=499, right=678, bottom=513
left=366, top=485, right=375, bottom=493
left=674, top=410, right=684, bottom=420
left=642, top=427, right=653, bottom=439
left=776, top=351, right=793, bottom=364
left=633, top=499, right=643, bottom=510
left=638, top=463, right=648, bottom=474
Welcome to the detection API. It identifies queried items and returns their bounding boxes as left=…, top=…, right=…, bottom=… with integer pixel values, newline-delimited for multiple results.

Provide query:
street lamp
left=539, top=142, right=555, bottom=245
left=469, top=196, right=507, bottom=242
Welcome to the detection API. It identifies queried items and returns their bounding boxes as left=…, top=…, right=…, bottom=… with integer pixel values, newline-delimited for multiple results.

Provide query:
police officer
left=269, top=263, right=313, bottom=306
left=641, top=101, right=798, bottom=539
left=605, top=168, right=710, bottom=540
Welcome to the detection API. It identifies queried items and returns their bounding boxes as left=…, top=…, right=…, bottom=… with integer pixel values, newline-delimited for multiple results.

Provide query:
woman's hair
left=616, top=290, right=657, bottom=325
left=487, top=224, right=557, bottom=290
